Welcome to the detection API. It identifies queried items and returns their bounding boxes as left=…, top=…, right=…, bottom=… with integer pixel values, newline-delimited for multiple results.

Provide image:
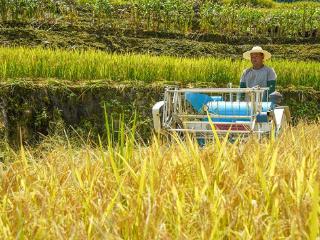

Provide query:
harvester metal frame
left=153, top=86, right=291, bottom=142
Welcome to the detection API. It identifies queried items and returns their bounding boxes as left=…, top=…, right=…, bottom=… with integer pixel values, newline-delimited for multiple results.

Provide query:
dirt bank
left=1, top=22, right=320, bottom=60
left=0, top=80, right=318, bottom=145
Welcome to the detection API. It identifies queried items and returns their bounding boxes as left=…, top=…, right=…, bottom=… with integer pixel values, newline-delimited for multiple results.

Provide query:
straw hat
left=243, top=46, right=271, bottom=60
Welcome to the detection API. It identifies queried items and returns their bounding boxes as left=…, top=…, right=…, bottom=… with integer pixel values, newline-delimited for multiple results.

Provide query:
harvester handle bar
left=166, top=88, right=269, bottom=94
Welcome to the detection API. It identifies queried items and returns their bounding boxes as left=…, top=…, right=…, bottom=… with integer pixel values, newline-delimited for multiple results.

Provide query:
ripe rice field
left=0, top=122, right=319, bottom=238
left=0, top=47, right=319, bottom=90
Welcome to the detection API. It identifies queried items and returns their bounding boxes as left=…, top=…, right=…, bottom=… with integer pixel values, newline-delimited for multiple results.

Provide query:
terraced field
left=0, top=46, right=318, bottom=144
left=0, top=47, right=319, bottom=88
left=0, top=1, right=319, bottom=239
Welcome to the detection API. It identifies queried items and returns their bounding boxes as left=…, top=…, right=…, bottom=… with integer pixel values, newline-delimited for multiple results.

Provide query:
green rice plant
left=0, top=47, right=319, bottom=90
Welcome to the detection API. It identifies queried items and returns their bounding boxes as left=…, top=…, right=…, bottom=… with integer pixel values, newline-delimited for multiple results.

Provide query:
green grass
left=0, top=47, right=319, bottom=89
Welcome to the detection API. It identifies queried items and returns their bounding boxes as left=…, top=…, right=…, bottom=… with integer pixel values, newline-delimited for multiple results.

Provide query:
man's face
left=250, top=53, right=264, bottom=67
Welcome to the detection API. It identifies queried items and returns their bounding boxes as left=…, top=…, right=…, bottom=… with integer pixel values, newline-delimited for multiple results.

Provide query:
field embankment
left=0, top=80, right=318, bottom=145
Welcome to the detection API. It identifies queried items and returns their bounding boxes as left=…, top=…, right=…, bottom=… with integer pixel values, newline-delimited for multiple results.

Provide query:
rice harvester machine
left=152, top=86, right=291, bottom=142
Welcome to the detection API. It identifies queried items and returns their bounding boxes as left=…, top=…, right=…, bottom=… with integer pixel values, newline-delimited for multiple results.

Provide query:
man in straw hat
left=240, top=46, right=276, bottom=99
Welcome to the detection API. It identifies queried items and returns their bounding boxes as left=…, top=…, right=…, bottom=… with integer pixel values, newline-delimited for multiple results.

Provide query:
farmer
left=240, top=46, right=277, bottom=99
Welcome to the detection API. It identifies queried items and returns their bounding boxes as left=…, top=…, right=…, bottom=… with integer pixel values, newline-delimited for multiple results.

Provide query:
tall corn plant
left=0, top=0, right=9, bottom=21
left=171, top=0, right=194, bottom=33
left=8, top=0, right=27, bottom=21
left=93, top=0, right=113, bottom=24
left=137, top=0, right=193, bottom=33
left=6, top=0, right=39, bottom=21
left=139, top=0, right=162, bottom=31
left=199, top=2, right=221, bottom=33
left=200, top=3, right=320, bottom=38
left=77, top=0, right=113, bottom=27
left=24, top=0, right=38, bottom=19
left=0, top=0, right=67, bottom=22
